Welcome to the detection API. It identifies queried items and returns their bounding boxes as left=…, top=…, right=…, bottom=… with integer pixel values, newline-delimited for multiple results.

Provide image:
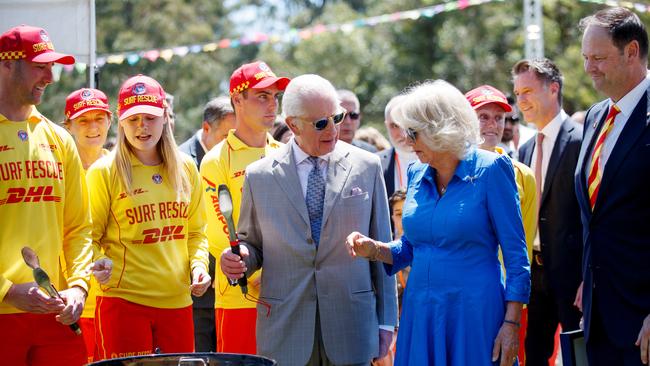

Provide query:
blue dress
left=385, top=148, right=530, bottom=365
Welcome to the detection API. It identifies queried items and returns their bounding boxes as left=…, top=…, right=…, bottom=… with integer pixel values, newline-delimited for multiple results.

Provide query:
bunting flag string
left=579, top=0, right=650, bottom=12
left=56, top=0, right=502, bottom=76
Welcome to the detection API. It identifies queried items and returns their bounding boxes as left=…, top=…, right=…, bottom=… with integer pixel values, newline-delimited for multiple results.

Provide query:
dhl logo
left=202, top=176, right=217, bottom=192
left=38, top=143, right=57, bottom=151
left=0, top=186, right=61, bottom=205
left=131, top=225, right=185, bottom=244
left=0, top=145, right=14, bottom=152
left=232, top=170, right=245, bottom=178
left=117, top=188, right=148, bottom=200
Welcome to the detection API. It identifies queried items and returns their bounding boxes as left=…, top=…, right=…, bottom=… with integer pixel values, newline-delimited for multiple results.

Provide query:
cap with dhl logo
left=464, top=85, right=512, bottom=113
left=0, top=25, right=75, bottom=64
left=65, top=88, right=112, bottom=121
left=229, top=61, right=290, bottom=96
left=117, top=74, right=166, bottom=120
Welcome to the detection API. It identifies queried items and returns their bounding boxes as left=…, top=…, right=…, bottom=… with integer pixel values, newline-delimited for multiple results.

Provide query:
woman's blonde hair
left=113, top=110, right=190, bottom=198
left=392, top=80, right=481, bottom=159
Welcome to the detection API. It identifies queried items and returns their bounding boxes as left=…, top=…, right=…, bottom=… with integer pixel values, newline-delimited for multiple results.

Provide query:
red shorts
left=0, top=313, right=86, bottom=366
left=215, top=307, right=256, bottom=354
left=95, top=296, right=194, bottom=360
left=79, top=317, right=96, bottom=363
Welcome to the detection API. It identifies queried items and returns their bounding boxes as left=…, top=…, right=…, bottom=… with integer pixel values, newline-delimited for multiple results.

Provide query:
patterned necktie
left=587, top=104, right=621, bottom=211
left=534, top=132, right=545, bottom=211
left=306, top=156, right=325, bottom=247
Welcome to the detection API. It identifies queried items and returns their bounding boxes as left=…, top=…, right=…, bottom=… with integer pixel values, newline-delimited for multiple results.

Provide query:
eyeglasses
left=347, top=112, right=360, bottom=120
left=405, top=128, right=418, bottom=143
left=299, top=111, right=347, bottom=131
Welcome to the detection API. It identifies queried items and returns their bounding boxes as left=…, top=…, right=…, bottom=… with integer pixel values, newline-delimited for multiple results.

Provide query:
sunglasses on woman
left=405, top=128, right=418, bottom=143
left=301, top=111, right=347, bottom=131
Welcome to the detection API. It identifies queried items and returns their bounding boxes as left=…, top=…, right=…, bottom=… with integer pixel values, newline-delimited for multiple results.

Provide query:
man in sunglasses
left=200, top=60, right=289, bottom=354
left=220, top=74, right=397, bottom=365
left=337, top=89, right=377, bottom=152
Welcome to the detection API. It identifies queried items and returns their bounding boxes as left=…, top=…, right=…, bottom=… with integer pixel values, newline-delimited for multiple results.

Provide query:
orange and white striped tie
left=587, top=104, right=620, bottom=210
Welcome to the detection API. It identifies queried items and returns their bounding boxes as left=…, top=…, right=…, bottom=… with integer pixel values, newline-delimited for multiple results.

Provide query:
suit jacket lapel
left=194, top=136, right=205, bottom=164
left=384, top=148, right=395, bottom=196
left=321, top=146, right=352, bottom=226
left=272, top=144, right=310, bottom=226
left=521, top=139, right=534, bottom=166
left=595, top=90, right=650, bottom=212
left=541, top=119, right=571, bottom=206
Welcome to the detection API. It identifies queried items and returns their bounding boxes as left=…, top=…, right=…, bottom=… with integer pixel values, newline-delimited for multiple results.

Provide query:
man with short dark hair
left=577, top=7, right=650, bottom=365
left=180, top=96, right=235, bottom=166
left=512, top=58, right=583, bottom=366
left=0, top=24, right=92, bottom=366
left=179, top=95, right=235, bottom=352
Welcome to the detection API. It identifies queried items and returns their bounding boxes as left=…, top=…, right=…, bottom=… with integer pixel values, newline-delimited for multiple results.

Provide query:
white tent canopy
left=0, top=0, right=96, bottom=86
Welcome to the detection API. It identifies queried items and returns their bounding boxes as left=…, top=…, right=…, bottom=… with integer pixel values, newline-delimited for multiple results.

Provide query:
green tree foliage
left=35, top=0, right=650, bottom=140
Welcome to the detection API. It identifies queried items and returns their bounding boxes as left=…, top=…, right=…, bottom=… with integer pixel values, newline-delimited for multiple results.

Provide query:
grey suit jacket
left=238, top=141, right=398, bottom=366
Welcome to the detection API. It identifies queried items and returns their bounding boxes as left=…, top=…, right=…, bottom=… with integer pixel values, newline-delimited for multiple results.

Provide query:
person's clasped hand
left=345, top=231, right=376, bottom=259
left=190, top=267, right=211, bottom=297
left=90, top=258, right=113, bottom=285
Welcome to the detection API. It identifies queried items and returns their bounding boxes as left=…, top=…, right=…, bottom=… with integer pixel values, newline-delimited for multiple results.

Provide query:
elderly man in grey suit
left=221, top=74, right=397, bottom=366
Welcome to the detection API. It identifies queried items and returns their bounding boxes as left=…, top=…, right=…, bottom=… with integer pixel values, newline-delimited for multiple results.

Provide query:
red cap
left=117, top=75, right=166, bottom=120
left=465, top=85, right=512, bottom=113
left=64, top=88, right=111, bottom=120
left=229, top=61, right=290, bottom=96
left=0, top=25, right=75, bottom=64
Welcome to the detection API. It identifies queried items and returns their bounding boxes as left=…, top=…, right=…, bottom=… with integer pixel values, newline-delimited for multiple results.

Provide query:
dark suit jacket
left=574, top=91, right=650, bottom=347
left=179, top=131, right=215, bottom=309
left=519, top=117, right=583, bottom=300
left=178, top=132, right=206, bottom=168
left=377, top=147, right=396, bottom=200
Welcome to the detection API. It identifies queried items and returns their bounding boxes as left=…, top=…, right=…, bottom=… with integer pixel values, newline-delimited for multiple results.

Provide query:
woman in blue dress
left=347, top=80, right=530, bottom=366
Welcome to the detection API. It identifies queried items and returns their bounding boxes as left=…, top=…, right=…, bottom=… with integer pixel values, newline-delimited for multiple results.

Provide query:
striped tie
left=587, top=104, right=620, bottom=210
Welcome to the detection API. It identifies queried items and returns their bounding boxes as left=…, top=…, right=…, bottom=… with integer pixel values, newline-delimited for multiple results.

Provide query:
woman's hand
left=190, top=267, right=211, bottom=297
left=492, top=321, right=519, bottom=366
left=90, top=258, right=113, bottom=285
left=346, top=231, right=377, bottom=259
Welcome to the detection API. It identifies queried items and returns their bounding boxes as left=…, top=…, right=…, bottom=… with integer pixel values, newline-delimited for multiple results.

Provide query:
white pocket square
left=349, top=186, right=366, bottom=196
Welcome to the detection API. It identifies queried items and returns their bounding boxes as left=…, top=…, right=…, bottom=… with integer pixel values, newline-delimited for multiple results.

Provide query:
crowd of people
left=1, top=6, right=649, bottom=366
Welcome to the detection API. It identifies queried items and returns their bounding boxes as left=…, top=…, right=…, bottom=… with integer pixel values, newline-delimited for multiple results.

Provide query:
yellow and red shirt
left=59, top=147, right=111, bottom=318
left=200, top=130, right=281, bottom=309
left=495, top=147, right=537, bottom=260
left=86, top=152, right=208, bottom=309
left=0, top=107, right=92, bottom=314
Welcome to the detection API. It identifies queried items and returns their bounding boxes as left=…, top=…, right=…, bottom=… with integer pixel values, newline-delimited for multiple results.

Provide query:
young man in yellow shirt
left=200, top=61, right=289, bottom=354
left=0, top=25, right=92, bottom=366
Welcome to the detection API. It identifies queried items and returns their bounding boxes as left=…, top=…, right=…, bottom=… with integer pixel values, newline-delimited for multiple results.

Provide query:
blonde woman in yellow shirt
left=87, top=75, right=210, bottom=360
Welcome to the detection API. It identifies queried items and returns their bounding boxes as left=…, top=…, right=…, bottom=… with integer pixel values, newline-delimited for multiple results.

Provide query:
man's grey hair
left=336, top=89, right=360, bottom=112
left=384, top=94, right=406, bottom=121
left=203, top=96, right=234, bottom=127
left=282, top=74, right=339, bottom=118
